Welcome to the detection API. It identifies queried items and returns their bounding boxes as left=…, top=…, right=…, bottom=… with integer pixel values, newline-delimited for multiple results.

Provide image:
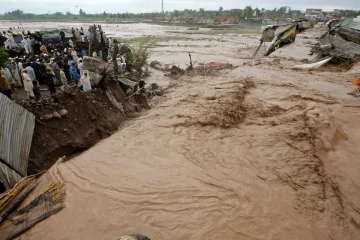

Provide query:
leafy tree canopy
left=242, top=6, right=254, bottom=18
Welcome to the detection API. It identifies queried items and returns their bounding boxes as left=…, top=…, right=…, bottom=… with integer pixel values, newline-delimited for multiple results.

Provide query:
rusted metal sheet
left=0, top=93, right=35, bottom=188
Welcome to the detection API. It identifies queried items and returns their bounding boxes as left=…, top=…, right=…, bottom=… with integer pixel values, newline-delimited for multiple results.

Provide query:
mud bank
left=19, top=81, right=141, bottom=175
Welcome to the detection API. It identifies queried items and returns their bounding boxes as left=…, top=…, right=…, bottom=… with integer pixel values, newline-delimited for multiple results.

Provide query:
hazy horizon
left=1, top=0, right=359, bottom=15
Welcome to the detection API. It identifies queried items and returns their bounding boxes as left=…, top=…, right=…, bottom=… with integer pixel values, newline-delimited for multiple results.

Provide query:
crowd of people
left=0, top=24, right=130, bottom=101
left=0, top=46, right=92, bottom=100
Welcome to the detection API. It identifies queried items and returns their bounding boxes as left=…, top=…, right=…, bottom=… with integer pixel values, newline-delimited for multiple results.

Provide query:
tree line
left=0, top=9, right=166, bottom=20
left=1, top=7, right=359, bottom=21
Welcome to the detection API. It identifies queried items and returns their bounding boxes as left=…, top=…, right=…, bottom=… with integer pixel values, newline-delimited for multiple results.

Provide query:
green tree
left=53, top=12, right=63, bottom=18
left=199, top=8, right=205, bottom=23
left=79, top=8, right=86, bottom=16
left=230, top=9, right=239, bottom=21
left=10, top=9, right=23, bottom=17
left=173, top=10, right=180, bottom=17
left=0, top=47, right=9, bottom=68
left=128, top=37, right=157, bottom=77
left=288, top=8, right=293, bottom=16
left=218, top=6, right=223, bottom=16
left=278, top=6, right=287, bottom=14
left=242, top=6, right=254, bottom=18
left=277, top=6, right=290, bottom=17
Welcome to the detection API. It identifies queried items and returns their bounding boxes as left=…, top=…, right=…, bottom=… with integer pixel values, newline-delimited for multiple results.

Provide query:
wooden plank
left=0, top=179, right=38, bottom=223
left=0, top=202, right=63, bottom=240
left=336, top=28, right=360, bottom=45
left=316, top=35, right=360, bottom=59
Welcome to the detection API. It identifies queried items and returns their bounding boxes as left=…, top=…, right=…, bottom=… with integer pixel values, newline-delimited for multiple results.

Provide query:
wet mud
left=4, top=23, right=359, bottom=239
left=19, top=81, right=140, bottom=175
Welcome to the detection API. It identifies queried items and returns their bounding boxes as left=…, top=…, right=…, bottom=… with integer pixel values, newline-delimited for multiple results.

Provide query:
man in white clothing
left=21, top=37, right=30, bottom=54
left=79, top=70, right=92, bottom=92
left=78, top=59, right=83, bottom=76
left=25, top=64, right=36, bottom=81
left=4, top=38, right=12, bottom=50
left=22, top=69, right=35, bottom=98
left=116, top=54, right=126, bottom=75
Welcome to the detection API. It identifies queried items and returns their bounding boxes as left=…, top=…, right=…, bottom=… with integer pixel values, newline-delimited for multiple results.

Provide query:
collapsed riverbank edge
left=18, top=80, right=144, bottom=175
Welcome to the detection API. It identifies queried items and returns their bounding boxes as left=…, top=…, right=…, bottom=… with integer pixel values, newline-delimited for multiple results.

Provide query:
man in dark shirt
left=60, top=31, right=65, bottom=43
left=38, top=59, right=46, bottom=84
left=32, top=80, right=41, bottom=99
left=46, top=69, right=56, bottom=94
left=30, top=59, right=41, bottom=83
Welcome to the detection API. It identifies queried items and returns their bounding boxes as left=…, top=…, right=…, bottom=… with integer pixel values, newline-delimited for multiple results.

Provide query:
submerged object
left=119, top=234, right=151, bottom=240
left=293, top=57, right=333, bottom=70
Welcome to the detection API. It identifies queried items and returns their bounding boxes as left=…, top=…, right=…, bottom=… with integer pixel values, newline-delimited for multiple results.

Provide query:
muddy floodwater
left=6, top=22, right=360, bottom=239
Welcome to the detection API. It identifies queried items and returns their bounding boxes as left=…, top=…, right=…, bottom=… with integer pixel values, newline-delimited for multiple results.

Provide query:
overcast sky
left=1, top=0, right=359, bottom=14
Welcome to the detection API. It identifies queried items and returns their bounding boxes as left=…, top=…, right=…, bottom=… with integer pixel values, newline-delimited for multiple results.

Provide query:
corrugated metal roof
left=0, top=93, right=35, bottom=186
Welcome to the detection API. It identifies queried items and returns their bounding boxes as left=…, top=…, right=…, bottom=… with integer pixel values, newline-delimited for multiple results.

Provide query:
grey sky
left=1, top=0, right=359, bottom=14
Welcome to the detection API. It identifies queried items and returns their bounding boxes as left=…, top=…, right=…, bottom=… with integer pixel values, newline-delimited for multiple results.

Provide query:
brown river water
left=2, top=22, right=359, bottom=239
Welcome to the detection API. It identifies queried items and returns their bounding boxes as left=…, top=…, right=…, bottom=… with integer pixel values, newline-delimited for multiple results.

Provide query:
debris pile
left=254, top=22, right=306, bottom=57
left=149, top=60, right=166, bottom=71
left=18, top=94, right=67, bottom=119
left=0, top=174, right=65, bottom=240
left=169, top=65, right=186, bottom=75
left=191, top=62, right=234, bottom=76
left=264, top=23, right=298, bottom=56
left=151, top=59, right=234, bottom=78
left=253, top=20, right=314, bottom=58
left=150, top=61, right=185, bottom=76
left=311, top=17, right=360, bottom=61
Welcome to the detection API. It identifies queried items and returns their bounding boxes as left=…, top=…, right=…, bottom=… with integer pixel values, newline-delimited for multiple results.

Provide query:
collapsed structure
left=253, top=19, right=313, bottom=57
left=311, top=17, right=360, bottom=60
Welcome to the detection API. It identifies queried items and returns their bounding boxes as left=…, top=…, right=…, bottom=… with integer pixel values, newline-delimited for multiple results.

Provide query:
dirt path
left=18, top=25, right=360, bottom=240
